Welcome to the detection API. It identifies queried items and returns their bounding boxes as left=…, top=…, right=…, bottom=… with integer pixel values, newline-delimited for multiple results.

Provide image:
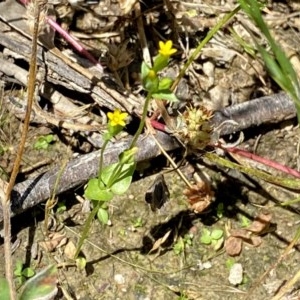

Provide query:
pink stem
left=223, top=145, right=300, bottom=179
left=19, top=0, right=103, bottom=72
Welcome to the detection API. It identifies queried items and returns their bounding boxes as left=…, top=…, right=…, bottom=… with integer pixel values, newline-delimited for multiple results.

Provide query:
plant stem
left=2, top=1, right=43, bottom=298
left=74, top=201, right=101, bottom=259
left=130, top=92, right=152, bottom=149
left=172, top=5, right=240, bottom=90
left=98, top=139, right=109, bottom=186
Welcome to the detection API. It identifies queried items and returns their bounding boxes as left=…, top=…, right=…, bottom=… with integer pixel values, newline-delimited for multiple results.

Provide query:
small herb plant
left=0, top=265, right=57, bottom=300
left=33, top=134, right=55, bottom=150
left=74, top=40, right=178, bottom=258
left=200, top=228, right=224, bottom=251
left=173, top=233, right=194, bottom=255
left=14, top=261, right=35, bottom=286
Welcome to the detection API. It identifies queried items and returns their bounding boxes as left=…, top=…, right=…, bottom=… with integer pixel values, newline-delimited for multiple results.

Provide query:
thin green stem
left=74, top=201, right=101, bottom=259
left=98, top=139, right=109, bottom=185
left=129, top=92, right=152, bottom=149
left=172, top=5, right=240, bottom=90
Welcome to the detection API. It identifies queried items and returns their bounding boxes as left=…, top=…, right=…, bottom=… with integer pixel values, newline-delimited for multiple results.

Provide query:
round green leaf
left=97, top=208, right=109, bottom=225
left=200, top=235, right=212, bottom=244
left=211, top=229, right=223, bottom=240
left=22, top=268, right=35, bottom=278
left=85, top=178, right=113, bottom=201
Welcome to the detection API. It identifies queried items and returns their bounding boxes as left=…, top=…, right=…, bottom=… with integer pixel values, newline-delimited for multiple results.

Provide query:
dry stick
left=2, top=0, right=43, bottom=298
left=0, top=92, right=298, bottom=225
left=0, top=131, right=180, bottom=224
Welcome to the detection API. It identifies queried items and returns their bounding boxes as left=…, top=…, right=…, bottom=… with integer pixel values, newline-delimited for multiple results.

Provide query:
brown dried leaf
left=39, top=232, right=68, bottom=252
left=249, top=235, right=262, bottom=247
left=246, top=212, right=272, bottom=234
left=225, top=236, right=243, bottom=256
left=230, top=229, right=251, bottom=240
left=64, top=240, right=77, bottom=259
left=183, top=180, right=214, bottom=213
left=148, top=230, right=171, bottom=254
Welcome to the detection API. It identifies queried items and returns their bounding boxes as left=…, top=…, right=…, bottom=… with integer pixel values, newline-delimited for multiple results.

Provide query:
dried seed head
left=26, top=0, right=48, bottom=35
left=175, top=106, right=213, bottom=150
left=183, top=180, right=214, bottom=213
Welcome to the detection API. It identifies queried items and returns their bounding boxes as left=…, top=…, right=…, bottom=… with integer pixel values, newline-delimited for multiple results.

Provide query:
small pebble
left=114, top=274, right=125, bottom=285
left=228, top=263, right=243, bottom=285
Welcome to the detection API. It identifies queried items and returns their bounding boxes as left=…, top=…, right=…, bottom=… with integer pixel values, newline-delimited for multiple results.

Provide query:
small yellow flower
left=107, top=109, right=128, bottom=127
left=158, top=40, right=177, bottom=57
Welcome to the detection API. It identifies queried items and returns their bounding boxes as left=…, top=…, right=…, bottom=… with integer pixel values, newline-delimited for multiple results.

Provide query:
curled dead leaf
left=249, top=235, right=262, bottom=247
left=148, top=230, right=171, bottom=254
left=225, top=236, right=242, bottom=256
left=39, top=232, right=68, bottom=252
left=246, top=212, right=272, bottom=234
left=183, top=180, right=214, bottom=213
left=230, top=229, right=251, bottom=240
left=64, top=240, right=77, bottom=259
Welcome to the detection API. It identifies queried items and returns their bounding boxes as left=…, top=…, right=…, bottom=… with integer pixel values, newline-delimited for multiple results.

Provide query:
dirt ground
left=1, top=0, right=300, bottom=299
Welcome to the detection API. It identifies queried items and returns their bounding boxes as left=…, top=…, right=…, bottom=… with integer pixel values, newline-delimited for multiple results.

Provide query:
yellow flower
left=107, top=109, right=128, bottom=127
left=158, top=40, right=177, bottom=56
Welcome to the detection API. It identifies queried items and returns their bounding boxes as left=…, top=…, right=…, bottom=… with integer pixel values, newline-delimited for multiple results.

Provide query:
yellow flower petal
left=158, top=40, right=177, bottom=57
left=107, top=109, right=128, bottom=127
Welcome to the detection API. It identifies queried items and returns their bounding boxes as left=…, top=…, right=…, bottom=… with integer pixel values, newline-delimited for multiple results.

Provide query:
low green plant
left=173, top=233, right=194, bottom=255
left=240, top=215, right=251, bottom=228
left=0, top=265, right=57, bottom=300
left=14, top=261, right=35, bottom=286
left=131, top=217, right=143, bottom=228
left=238, top=0, right=300, bottom=121
left=33, top=134, right=55, bottom=150
left=74, top=40, right=178, bottom=258
left=216, top=203, right=224, bottom=219
left=200, top=228, right=224, bottom=251
left=225, top=257, right=236, bottom=269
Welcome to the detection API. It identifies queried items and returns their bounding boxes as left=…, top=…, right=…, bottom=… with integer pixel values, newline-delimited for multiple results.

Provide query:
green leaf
left=97, top=207, right=109, bottom=224
left=240, top=215, right=251, bottom=227
left=200, top=234, right=212, bottom=244
left=19, top=265, right=58, bottom=300
left=216, top=203, right=224, bottom=218
left=212, top=237, right=224, bottom=251
left=225, top=258, right=235, bottom=269
left=101, top=162, right=135, bottom=195
left=0, top=278, right=10, bottom=300
left=84, top=178, right=113, bottom=201
left=158, top=78, right=173, bottom=90
left=173, top=239, right=184, bottom=255
left=76, top=257, right=86, bottom=270
left=152, top=90, right=178, bottom=102
left=153, top=54, right=169, bottom=72
left=200, top=228, right=212, bottom=244
left=111, top=173, right=133, bottom=195
left=22, top=267, right=35, bottom=278
left=238, top=0, right=300, bottom=122
left=143, top=76, right=159, bottom=93
left=101, top=162, right=119, bottom=185
left=141, top=61, right=151, bottom=79
left=211, top=229, right=223, bottom=240
left=34, top=134, right=54, bottom=150
left=14, top=261, right=23, bottom=277
left=119, top=147, right=138, bottom=165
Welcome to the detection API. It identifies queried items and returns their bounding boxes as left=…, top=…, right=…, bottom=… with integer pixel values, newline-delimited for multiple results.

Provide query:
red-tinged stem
left=222, top=145, right=300, bottom=179
left=19, top=0, right=103, bottom=72
left=150, top=119, right=168, bottom=132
